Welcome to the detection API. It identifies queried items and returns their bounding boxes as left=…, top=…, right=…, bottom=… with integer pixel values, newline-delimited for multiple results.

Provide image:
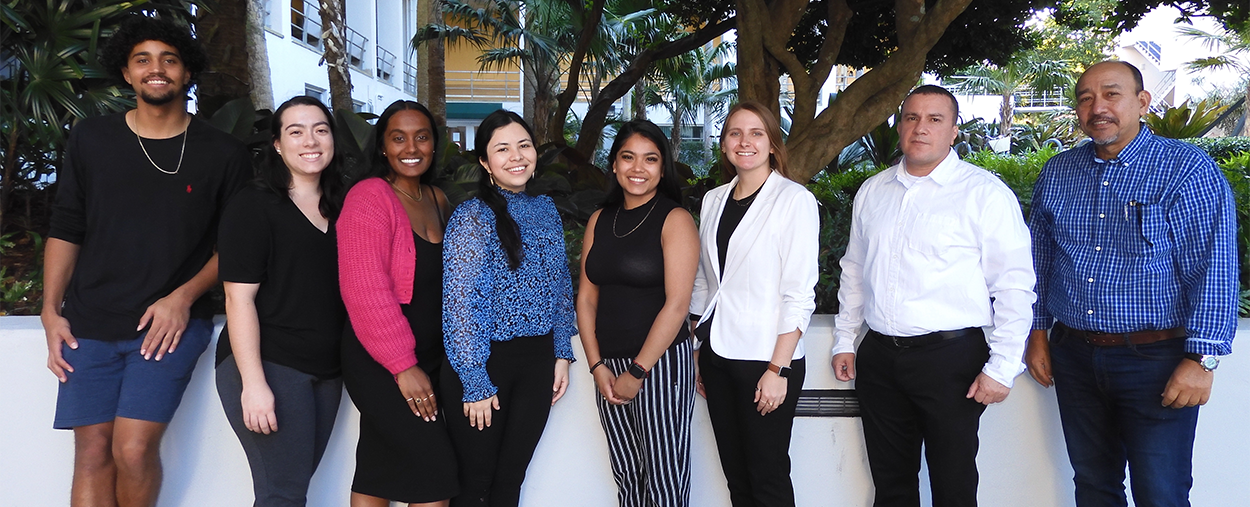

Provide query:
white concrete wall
left=1, top=316, right=1247, bottom=506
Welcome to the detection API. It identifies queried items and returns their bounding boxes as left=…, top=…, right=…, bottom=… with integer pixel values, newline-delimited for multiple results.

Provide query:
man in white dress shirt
left=830, top=85, right=1037, bottom=507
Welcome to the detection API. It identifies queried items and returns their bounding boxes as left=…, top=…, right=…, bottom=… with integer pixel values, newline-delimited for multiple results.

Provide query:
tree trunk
left=999, top=91, right=1013, bottom=138
left=547, top=0, right=606, bottom=147
left=246, top=0, right=274, bottom=111
left=533, top=72, right=556, bottom=145
left=196, top=0, right=253, bottom=117
left=632, top=81, right=646, bottom=121
left=415, top=0, right=446, bottom=121
left=743, top=0, right=975, bottom=182
left=1239, top=82, right=1250, bottom=137
left=524, top=61, right=539, bottom=135
left=569, top=18, right=734, bottom=166
left=0, top=125, right=19, bottom=231
left=670, top=106, right=683, bottom=162
left=427, top=0, right=446, bottom=121
left=320, top=0, right=354, bottom=113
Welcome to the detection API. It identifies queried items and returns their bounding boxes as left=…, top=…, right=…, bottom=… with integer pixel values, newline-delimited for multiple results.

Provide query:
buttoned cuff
left=1185, top=337, right=1232, bottom=356
left=831, top=333, right=857, bottom=356
left=983, top=354, right=1025, bottom=389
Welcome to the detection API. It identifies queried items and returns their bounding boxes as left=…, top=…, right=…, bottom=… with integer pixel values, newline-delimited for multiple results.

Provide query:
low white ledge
left=1, top=315, right=1247, bottom=506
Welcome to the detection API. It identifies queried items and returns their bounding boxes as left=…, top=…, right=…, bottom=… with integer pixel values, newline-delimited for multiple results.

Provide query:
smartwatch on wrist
left=628, top=360, right=649, bottom=379
left=766, top=362, right=791, bottom=378
left=1184, top=353, right=1219, bottom=372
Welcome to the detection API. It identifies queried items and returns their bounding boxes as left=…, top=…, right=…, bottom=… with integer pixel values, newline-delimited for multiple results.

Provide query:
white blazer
left=690, top=170, right=820, bottom=362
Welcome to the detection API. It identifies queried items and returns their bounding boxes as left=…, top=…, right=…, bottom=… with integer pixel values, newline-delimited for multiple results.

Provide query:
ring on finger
left=406, top=397, right=416, bottom=402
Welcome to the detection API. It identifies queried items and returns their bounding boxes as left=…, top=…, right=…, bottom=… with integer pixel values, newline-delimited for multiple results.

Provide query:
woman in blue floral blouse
left=441, top=109, right=576, bottom=507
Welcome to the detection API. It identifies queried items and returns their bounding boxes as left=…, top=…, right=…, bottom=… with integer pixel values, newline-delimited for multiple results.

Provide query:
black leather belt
left=868, top=327, right=983, bottom=349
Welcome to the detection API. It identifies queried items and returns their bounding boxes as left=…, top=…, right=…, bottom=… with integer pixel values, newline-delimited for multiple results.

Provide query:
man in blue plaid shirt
left=1024, top=61, right=1237, bottom=507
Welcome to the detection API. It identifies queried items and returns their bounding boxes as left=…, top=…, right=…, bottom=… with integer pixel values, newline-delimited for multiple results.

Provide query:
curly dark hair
left=98, top=15, right=208, bottom=85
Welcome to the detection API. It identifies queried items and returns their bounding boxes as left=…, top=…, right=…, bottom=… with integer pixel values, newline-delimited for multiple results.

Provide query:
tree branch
left=569, top=17, right=736, bottom=158
left=550, top=0, right=607, bottom=143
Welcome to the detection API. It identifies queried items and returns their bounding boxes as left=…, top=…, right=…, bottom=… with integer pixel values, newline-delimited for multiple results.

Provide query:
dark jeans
left=1050, top=325, right=1198, bottom=507
left=855, top=330, right=988, bottom=507
left=699, top=344, right=805, bottom=507
left=441, top=334, right=556, bottom=507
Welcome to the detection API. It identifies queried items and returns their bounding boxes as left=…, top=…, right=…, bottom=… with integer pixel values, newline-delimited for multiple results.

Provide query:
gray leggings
left=216, top=356, right=342, bottom=507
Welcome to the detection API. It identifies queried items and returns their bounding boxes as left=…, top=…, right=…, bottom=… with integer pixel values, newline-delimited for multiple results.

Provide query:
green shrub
left=1218, top=152, right=1250, bottom=315
left=1183, top=137, right=1250, bottom=161
left=1145, top=99, right=1230, bottom=139
left=964, top=147, right=1058, bottom=218
left=807, top=165, right=886, bottom=314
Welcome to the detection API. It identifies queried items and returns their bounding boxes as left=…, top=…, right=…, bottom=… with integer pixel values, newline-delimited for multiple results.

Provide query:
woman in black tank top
left=577, top=120, right=700, bottom=507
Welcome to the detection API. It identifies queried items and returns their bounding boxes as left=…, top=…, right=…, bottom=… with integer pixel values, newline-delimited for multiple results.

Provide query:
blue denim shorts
left=53, top=319, right=213, bottom=429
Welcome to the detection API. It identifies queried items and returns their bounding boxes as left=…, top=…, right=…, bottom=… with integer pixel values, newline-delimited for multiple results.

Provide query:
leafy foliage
left=1217, top=151, right=1250, bottom=316
left=1145, top=99, right=1230, bottom=139
left=836, top=115, right=901, bottom=172
left=963, top=147, right=1058, bottom=218
left=1182, top=136, right=1250, bottom=160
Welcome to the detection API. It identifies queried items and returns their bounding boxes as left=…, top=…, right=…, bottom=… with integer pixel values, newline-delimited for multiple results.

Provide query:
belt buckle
left=891, top=336, right=904, bottom=348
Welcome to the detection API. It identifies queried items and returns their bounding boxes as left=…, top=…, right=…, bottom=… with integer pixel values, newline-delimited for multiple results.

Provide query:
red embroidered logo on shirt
left=186, top=185, right=192, bottom=193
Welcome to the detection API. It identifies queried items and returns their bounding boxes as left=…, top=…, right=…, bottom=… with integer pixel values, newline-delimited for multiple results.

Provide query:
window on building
left=681, top=125, right=704, bottom=143
left=402, top=0, right=419, bottom=96
left=352, top=100, right=368, bottom=113
left=305, top=84, right=326, bottom=102
left=291, top=0, right=323, bottom=50
left=345, top=26, right=369, bottom=71
left=377, top=46, right=397, bottom=82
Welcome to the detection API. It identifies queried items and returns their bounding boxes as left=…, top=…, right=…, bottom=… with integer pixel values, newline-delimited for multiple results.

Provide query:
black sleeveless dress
left=340, top=231, right=459, bottom=502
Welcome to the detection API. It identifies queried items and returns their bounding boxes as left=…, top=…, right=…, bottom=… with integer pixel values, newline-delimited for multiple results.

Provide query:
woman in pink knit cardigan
left=337, top=100, right=457, bottom=507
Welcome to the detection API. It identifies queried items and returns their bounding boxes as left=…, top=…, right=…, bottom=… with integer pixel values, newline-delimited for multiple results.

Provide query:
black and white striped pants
left=596, top=338, right=696, bottom=507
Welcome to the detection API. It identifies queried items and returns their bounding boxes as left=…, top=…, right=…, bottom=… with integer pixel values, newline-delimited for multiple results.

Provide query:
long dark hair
left=261, top=96, right=344, bottom=219
left=602, top=120, right=683, bottom=209
left=361, top=100, right=442, bottom=183
left=474, top=110, right=533, bottom=270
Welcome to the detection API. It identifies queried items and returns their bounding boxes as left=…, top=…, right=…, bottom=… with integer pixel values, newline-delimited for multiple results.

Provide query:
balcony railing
left=1016, top=88, right=1069, bottom=109
left=376, top=46, right=397, bottom=82
left=290, top=2, right=367, bottom=72
left=403, top=61, right=418, bottom=96
left=446, top=70, right=520, bottom=101
left=290, top=1, right=323, bottom=49
left=345, top=26, right=368, bottom=71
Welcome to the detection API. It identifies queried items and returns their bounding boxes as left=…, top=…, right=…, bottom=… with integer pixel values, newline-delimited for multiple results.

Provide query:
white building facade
left=258, top=0, right=422, bottom=113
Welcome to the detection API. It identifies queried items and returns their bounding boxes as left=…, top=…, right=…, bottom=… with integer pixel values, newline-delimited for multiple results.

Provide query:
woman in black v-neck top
left=577, top=120, right=700, bottom=507
left=215, top=96, right=348, bottom=506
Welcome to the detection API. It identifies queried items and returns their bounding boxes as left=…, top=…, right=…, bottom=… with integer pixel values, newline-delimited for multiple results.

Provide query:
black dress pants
left=700, top=343, right=806, bottom=507
left=441, top=334, right=556, bottom=507
left=855, top=330, right=990, bottom=507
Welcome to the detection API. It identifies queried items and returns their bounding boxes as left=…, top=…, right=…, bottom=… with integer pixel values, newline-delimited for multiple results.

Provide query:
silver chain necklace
left=612, top=198, right=660, bottom=238
left=133, top=113, right=188, bottom=175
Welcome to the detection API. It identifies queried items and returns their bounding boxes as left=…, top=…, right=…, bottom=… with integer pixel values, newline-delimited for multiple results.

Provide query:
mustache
left=1086, top=114, right=1117, bottom=125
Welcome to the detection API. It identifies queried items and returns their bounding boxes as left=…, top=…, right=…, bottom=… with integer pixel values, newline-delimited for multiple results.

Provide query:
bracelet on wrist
left=589, top=359, right=606, bottom=374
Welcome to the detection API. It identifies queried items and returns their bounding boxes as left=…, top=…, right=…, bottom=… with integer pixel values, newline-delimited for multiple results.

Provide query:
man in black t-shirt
left=40, top=16, right=249, bottom=506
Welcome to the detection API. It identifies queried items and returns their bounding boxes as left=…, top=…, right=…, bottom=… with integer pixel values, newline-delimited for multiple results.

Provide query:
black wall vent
left=795, top=389, right=859, bottom=417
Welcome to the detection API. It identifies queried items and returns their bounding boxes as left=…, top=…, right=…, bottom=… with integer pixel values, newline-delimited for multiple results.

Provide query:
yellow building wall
left=442, top=12, right=521, bottom=102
